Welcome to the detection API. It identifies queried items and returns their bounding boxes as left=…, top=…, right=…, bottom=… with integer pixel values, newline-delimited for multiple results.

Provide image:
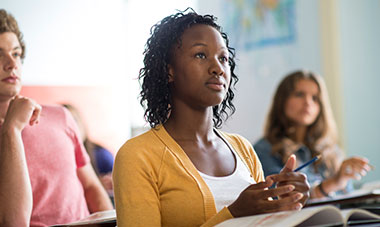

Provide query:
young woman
left=254, top=70, right=371, bottom=199
left=113, top=10, right=309, bottom=227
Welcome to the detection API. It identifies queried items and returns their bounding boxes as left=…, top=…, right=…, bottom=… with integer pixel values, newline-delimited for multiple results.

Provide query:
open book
left=216, top=205, right=380, bottom=227
left=50, top=210, right=116, bottom=227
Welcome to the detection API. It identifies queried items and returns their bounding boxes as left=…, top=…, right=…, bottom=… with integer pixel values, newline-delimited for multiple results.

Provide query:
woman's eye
left=312, top=95, right=319, bottom=102
left=294, top=91, right=304, bottom=97
left=219, top=56, right=228, bottom=63
left=195, top=53, right=206, bottom=59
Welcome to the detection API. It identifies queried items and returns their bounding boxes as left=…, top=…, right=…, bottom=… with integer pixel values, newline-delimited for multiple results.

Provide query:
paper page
left=216, top=206, right=342, bottom=227
left=361, top=181, right=380, bottom=191
left=341, top=209, right=380, bottom=222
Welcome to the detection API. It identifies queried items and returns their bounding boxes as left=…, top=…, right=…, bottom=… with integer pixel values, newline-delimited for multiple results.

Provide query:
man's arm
left=0, top=97, right=41, bottom=227
left=77, top=164, right=114, bottom=212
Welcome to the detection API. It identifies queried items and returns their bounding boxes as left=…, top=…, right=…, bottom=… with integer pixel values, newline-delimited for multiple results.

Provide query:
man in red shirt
left=0, top=9, right=113, bottom=227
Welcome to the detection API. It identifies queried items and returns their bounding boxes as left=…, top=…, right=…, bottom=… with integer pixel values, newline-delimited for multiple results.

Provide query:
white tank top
left=198, top=146, right=256, bottom=212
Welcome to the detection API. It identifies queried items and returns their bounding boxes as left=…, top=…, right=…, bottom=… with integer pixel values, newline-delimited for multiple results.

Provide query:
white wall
left=338, top=0, right=380, bottom=184
left=3, top=0, right=129, bottom=86
left=3, top=0, right=196, bottom=86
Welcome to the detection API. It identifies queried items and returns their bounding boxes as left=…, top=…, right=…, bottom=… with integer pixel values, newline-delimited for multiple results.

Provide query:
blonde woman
left=254, top=70, right=371, bottom=198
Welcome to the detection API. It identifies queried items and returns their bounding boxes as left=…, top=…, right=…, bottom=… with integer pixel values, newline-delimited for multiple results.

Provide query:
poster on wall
left=222, top=0, right=296, bottom=51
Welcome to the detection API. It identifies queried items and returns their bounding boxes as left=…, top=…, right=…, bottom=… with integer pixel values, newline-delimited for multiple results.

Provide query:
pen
left=294, top=155, right=321, bottom=172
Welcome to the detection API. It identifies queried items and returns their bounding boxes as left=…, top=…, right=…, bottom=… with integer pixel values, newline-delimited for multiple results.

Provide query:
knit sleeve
left=112, top=140, right=162, bottom=227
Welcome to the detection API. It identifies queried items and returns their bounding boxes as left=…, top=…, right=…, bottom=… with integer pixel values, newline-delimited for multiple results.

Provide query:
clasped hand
left=228, top=155, right=310, bottom=217
left=2, top=96, right=41, bottom=132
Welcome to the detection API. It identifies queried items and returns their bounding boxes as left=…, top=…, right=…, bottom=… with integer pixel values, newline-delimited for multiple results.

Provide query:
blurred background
left=2, top=0, right=379, bottom=186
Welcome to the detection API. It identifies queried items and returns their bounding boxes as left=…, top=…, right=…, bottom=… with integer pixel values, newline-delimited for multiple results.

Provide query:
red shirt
left=21, top=105, right=90, bottom=226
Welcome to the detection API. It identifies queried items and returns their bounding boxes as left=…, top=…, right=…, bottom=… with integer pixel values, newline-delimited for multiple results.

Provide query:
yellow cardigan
left=113, top=125, right=264, bottom=227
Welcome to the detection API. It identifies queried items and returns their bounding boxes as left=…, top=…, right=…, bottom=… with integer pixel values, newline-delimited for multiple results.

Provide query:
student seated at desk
left=254, top=70, right=372, bottom=199
left=0, top=9, right=113, bottom=227
left=113, top=9, right=310, bottom=227
left=62, top=103, right=114, bottom=195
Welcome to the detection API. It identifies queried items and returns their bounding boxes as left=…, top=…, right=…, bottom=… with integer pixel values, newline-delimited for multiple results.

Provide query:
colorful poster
left=222, top=0, right=296, bottom=50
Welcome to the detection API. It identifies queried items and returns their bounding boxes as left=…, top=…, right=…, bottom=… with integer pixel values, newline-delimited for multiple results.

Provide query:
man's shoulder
left=39, top=104, right=72, bottom=124
left=40, top=104, right=66, bottom=115
left=21, top=104, right=67, bottom=132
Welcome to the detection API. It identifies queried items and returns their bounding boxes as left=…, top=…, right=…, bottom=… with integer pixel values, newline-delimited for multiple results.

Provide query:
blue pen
left=294, top=155, right=321, bottom=172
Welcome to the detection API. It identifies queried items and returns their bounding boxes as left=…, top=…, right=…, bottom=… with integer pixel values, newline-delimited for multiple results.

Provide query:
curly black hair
left=139, top=8, right=238, bottom=128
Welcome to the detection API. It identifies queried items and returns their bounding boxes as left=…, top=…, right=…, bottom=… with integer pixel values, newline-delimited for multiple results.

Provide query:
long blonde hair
left=264, top=70, right=340, bottom=174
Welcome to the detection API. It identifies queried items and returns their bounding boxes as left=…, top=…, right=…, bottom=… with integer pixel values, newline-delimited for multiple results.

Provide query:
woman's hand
left=333, top=157, right=372, bottom=190
left=269, top=155, right=310, bottom=206
left=228, top=177, right=304, bottom=217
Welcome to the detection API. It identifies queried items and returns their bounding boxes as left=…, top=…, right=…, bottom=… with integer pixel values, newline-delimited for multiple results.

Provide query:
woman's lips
left=206, top=82, right=224, bottom=91
left=206, top=78, right=225, bottom=91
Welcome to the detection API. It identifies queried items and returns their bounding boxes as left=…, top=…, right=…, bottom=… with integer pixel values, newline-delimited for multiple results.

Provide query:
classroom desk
left=306, top=189, right=380, bottom=209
